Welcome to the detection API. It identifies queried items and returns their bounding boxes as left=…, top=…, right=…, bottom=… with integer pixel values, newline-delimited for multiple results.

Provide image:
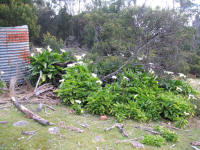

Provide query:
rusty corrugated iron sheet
left=0, top=25, right=30, bottom=83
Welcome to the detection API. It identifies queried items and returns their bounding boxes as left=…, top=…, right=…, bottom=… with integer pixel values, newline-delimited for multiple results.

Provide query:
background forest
left=0, top=0, right=200, bottom=77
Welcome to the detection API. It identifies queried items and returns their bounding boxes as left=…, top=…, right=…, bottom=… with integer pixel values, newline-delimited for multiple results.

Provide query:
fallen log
left=105, top=123, right=128, bottom=137
left=11, top=97, right=53, bottom=126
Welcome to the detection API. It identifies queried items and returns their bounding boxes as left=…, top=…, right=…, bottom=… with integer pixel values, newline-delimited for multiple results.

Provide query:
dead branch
left=191, top=141, right=200, bottom=146
left=11, top=97, right=53, bottom=126
left=67, top=125, right=84, bottom=133
left=102, top=33, right=160, bottom=81
left=58, top=121, right=84, bottom=133
left=135, top=126, right=160, bottom=135
left=0, top=121, right=8, bottom=124
left=0, top=105, right=11, bottom=109
left=34, top=70, right=42, bottom=94
left=105, top=123, right=128, bottom=137
left=0, top=102, right=8, bottom=105
left=44, top=104, right=56, bottom=111
left=52, top=61, right=74, bottom=67
left=21, top=129, right=39, bottom=135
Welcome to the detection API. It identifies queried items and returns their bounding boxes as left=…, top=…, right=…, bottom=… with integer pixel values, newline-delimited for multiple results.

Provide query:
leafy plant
left=29, top=49, right=74, bottom=84
left=154, top=125, right=179, bottom=142
left=141, top=135, right=165, bottom=147
left=56, top=64, right=102, bottom=107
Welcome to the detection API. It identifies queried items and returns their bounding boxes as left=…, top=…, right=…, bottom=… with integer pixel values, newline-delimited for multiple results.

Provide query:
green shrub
left=156, top=92, right=194, bottom=121
left=154, top=125, right=179, bottom=142
left=42, top=32, right=65, bottom=51
left=86, top=86, right=115, bottom=115
left=56, top=64, right=102, bottom=106
left=141, top=135, right=165, bottom=147
left=158, top=79, right=196, bottom=95
left=30, top=49, right=74, bottom=84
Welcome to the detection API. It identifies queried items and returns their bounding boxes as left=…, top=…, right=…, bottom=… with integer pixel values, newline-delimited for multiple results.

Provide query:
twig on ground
left=21, top=129, right=39, bottom=135
left=11, top=97, right=53, bottom=126
left=135, top=126, right=160, bottom=135
left=26, top=132, right=37, bottom=141
left=44, top=104, right=56, bottom=111
left=58, top=121, right=84, bottom=133
left=191, top=141, right=200, bottom=146
left=191, top=146, right=200, bottom=150
left=105, top=123, right=128, bottom=137
left=0, top=121, right=8, bottom=124
left=34, top=70, right=42, bottom=94
left=0, top=105, right=11, bottom=109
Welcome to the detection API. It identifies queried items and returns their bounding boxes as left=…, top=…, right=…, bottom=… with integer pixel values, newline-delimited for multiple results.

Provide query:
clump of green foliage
left=154, top=125, right=179, bottom=142
left=174, top=118, right=189, bottom=129
left=57, top=66, right=195, bottom=123
left=29, top=49, right=74, bottom=84
left=141, top=135, right=165, bottom=147
left=56, top=64, right=102, bottom=110
left=42, top=32, right=65, bottom=51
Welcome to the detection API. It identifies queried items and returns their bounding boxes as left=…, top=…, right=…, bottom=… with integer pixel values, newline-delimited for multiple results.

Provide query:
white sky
left=137, top=0, right=200, bottom=9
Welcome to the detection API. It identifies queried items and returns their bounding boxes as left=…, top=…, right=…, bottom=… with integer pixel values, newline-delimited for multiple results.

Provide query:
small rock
left=48, top=127, right=59, bottom=134
left=100, top=115, right=108, bottom=120
left=13, top=120, right=29, bottom=127
left=131, top=141, right=144, bottom=149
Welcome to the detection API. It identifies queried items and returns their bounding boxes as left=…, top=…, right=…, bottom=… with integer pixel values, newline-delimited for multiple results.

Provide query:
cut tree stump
left=11, top=97, right=53, bottom=126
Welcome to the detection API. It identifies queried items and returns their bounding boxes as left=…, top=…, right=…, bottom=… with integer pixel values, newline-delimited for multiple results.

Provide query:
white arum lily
left=67, top=63, right=76, bottom=67
left=60, top=49, right=65, bottom=53
left=91, top=73, right=97, bottom=78
left=178, top=73, right=186, bottom=78
left=75, top=55, right=82, bottom=60
left=47, top=45, right=52, bottom=52
left=123, top=76, right=129, bottom=81
left=96, top=80, right=102, bottom=84
left=188, top=94, right=196, bottom=100
left=77, top=61, right=84, bottom=65
left=59, top=79, right=64, bottom=83
left=164, top=71, right=174, bottom=75
left=75, top=100, right=81, bottom=104
left=36, top=48, right=42, bottom=53
left=184, top=112, right=190, bottom=116
left=176, top=87, right=182, bottom=92
left=149, top=68, right=154, bottom=74
left=112, top=76, right=117, bottom=79
left=31, top=53, right=34, bottom=57
left=1, top=71, right=4, bottom=75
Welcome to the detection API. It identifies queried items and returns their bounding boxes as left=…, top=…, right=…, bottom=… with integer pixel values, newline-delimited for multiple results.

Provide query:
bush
left=56, top=64, right=102, bottom=107
left=154, top=125, right=179, bottom=142
left=42, top=32, right=65, bottom=51
left=158, top=78, right=197, bottom=95
left=141, top=135, right=165, bottom=147
left=56, top=65, right=195, bottom=123
left=30, top=49, right=74, bottom=85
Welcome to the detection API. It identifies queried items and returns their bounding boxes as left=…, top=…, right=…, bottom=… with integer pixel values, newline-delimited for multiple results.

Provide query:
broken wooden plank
left=11, top=97, right=53, bottom=126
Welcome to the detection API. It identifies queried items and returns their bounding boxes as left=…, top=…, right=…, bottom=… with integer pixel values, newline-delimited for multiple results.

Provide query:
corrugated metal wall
left=0, top=25, right=30, bottom=83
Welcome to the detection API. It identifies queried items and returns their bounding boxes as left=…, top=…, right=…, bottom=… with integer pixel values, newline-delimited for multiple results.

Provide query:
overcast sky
left=137, top=0, right=200, bottom=9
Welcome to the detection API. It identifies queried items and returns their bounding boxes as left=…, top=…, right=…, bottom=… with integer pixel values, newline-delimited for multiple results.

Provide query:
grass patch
left=0, top=105, right=200, bottom=150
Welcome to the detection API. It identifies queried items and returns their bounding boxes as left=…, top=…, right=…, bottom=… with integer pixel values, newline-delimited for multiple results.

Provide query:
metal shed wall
left=0, top=25, right=30, bottom=83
